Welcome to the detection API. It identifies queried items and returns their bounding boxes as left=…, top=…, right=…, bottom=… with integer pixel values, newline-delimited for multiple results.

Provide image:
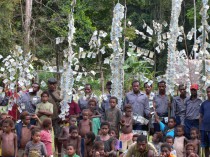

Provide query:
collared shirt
left=35, top=101, right=53, bottom=122
left=200, top=100, right=210, bottom=131
left=78, top=93, right=98, bottom=111
left=185, top=97, right=202, bottom=120
left=171, top=96, right=187, bottom=117
left=153, top=94, right=169, bottom=117
left=124, top=91, right=150, bottom=117
left=101, top=94, right=111, bottom=112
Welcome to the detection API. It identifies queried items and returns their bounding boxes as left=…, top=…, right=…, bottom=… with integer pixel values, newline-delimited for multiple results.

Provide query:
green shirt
left=35, top=101, right=53, bottom=121
left=64, top=154, right=80, bottom=157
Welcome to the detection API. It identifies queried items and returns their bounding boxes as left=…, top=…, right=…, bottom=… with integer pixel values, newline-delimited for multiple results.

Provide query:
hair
left=169, top=117, right=176, bottom=123
left=165, top=136, right=174, bottom=142
left=123, top=104, right=132, bottom=112
left=185, top=143, right=196, bottom=151
left=100, top=121, right=110, bottom=129
left=69, top=116, right=77, bottom=121
left=85, top=84, right=92, bottom=89
left=110, top=128, right=117, bottom=134
left=137, top=135, right=147, bottom=143
left=158, top=80, right=166, bottom=86
left=106, top=81, right=112, bottom=86
left=42, top=118, right=52, bottom=129
left=82, top=109, right=89, bottom=115
left=86, top=132, right=95, bottom=142
left=179, top=84, right=186, bottom=89
left=190, top=127, right=199, bottom=134
left=176, top=125, right=184, bottom=131
left=69, top=125, right=78, bottom=133
left=31, top=128, right=40, bottom=136
left=93, top=141, right=104, bottom=150
left=32, top=83, right=40, bottom=89
left=207, top=86, right=210, bottom=90
left=0, top=113, right=7, bottom=119
left=132, top=80, right=140, bottom=86
left=133, top=134, right=139, bottom=138
left=161, top=143, right=171, bottom=151
left=3, top=118, right=14, bottom=127
left=88, top=99, right=97, bottom=106
left=20, top=111, right=30, bottom=120
left=41, top=91, right=49, bottom=97
left=153, top=132, right=163, bottom=142
left=67, top=144, right=76, bottom=150
left=144, top=82, right=153, bottom=88
left=109, top=96, right=118, bottom=104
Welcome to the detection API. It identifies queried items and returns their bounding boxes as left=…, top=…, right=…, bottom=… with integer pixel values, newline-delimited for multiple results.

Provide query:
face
left=70, top=129, right=78, bottom=138
left=66, top=146, right=75, bottom=155
left=32, top=132, right=41, bottom=142
left=82, top=111, right=89, bottom=120
left=176, top=127, right=184, bottom=137
left=158, top=83, right=166, bottom=94
left=207, top=88, right=210, bottom=99
left=32, top=84, right=39, bottom=93
left=179, top=86, right=186, bottom=96
left=23, top=116, right=31, bottom=125
left=106, top=85, right=112, bottom=93
left=152, top=133, right=158, bottom=143
left=168, top=118, right=175, bottom=129
left=48, top=83, right=56, bottom=91
left=190, top=89, right=197, bottom=97
left=161, top=147, right=171, bottom=157
left=69, top=118, right=77, bottom=126
left=110, top=130, right=116, bottom=137
left=101, top=125, right=109, bottom=135
left=186, top=146, right=195, bottom=155
left=85, top=85, right=92, bottom=94
left=125, top=109, right=132, bottom=117
left=166, top=138, right=173, bottom=146
left=132, top=82, right=140, bottom=93
left=98, top=146, right=105, bottom=156
left=144, top=84, right=152, bottom=94
left=190, top=130, right=197, bottom=139
left=2, top=123, right=11, bottom=133
left=41, top=94, right=49, bottom=103
left=89, top=101, right=96, bottom=110
left=133, top=136, right=138, bottom=143
left=137, top=141, right=147, bottom=152
left=109, top=98, right=117, bottom=108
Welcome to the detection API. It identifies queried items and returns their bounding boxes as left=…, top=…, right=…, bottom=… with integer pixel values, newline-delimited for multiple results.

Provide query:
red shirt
left=68, top=100, right=81, bottom=116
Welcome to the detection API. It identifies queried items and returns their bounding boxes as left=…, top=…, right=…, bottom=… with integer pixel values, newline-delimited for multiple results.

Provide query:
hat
left=190, top=84, right=199, bottom=90
left=48, top=78, right=57, bottom=84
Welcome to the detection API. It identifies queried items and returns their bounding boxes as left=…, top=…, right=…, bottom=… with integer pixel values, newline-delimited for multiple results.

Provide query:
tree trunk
left=24, top=0, right=33, bottom=55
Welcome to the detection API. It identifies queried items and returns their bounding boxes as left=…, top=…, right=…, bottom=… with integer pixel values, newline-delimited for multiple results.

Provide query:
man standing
left=153, top=80, right=169, bottom=132
left=171, top=84, right=187, bottom=125
left=184, top=84, right=202, bottom=139
left=124, top=80, right=150, bottom=130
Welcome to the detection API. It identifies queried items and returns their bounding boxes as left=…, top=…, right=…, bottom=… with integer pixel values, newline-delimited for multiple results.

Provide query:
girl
left=95, top=122, right=116, bottom=157
left=173, top=125, right=187, bottom=157
left=40, top=118, right=53, bottom=156
left=64, top=144, right=80, bottom=157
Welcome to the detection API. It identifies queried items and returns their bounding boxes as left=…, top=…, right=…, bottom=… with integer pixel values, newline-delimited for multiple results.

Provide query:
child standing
left=173, top=125, right=187, bottom=157
left=188, top=127, right=200, bottom=155
left=0, top=119, right=17, bottom=157
left=119, top=104, right=133, bottom=152
left=24, top=129, right=47, bottom=156
left=105, top=96, right=122, bottom=136
left=93, top=141, right=105, bottom=157
left=79, top=109, right=92, bottom=138
left=84, top=132, right=95, bottom=157
left=40, top=118, right=53, bottom=156
left=151, top=132, right=163, bottom=155
left=64, top=144, right=80, bottom=157
left=165, top=136, right=177, bottom=156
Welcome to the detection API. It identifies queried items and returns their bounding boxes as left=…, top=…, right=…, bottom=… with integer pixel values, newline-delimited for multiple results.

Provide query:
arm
left=77, top=136, right=81, bottom=155
left=144, top=96, right=150, bottom=117
left=90, top=120, right=92, bottom=131
left=41, top=143, right=48, bottom=157
left=147, top=150, right=154, bottom=157
left=38, top=110, right=53, bottom=116
left=24, top=143, right=29, bottom=157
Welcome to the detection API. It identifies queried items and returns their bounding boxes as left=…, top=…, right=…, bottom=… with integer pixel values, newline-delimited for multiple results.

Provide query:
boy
left=199, top=86, right=210, bottom=157
left=160, top=143, right=176, bottom=157
left=64, top=144, right=80, bottom=157
left=93, top=141, right=105, bottom=157
left=84, top=132, right=95, bottom=157
left=165, top=136, right=176, bottom=156
left=79, top=109, right=92, bottom=138
left=35, top=91, right=53, bottom=122
left=185, top=143, right=199, bottom=157
left=105, top=96, right=122, bottom=135
left=0, top=119, right=17, bottom=157
left=155, top=113, right=176, bottom=138
left=24, top=129, right=47, bottom=157
left=120, top=104, right=134, bottom=152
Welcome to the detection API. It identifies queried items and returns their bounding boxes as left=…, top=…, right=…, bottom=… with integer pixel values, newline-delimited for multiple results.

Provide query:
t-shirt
left=25, top=141, right=47, bottom=157
left=40, top=130, right=53, bottom=155
left=35, top=101, right=53, bottom=122
left=105, top=107, right=122, bottom=129
left=159, top=121, right=174, bottom=137
left=200, top=100, right=210, bottom=131
left=64, top=154, right=80, bottom=157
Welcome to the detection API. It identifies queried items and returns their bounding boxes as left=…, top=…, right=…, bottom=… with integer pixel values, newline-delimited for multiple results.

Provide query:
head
left=2, top=119, right=14, bottom=133
left=42, top=118, right=52, bottom=130
left=0, top=113, right=8, bottom=121
left=31, top=129, right=41, bottom=143
left=206, top=86, right=210, bottom=100
left=69, top=125, right=79, bottom=139
left=124, top=104, right=132, bottom=117
left=152, top=132, right=163, bottom=143
left=132, top=80, right=140, bottom=94
left=69, top=117, right=77, bottom=126
left=165, top=136, right=174, bottom=147
left=106, top=81, right=112, bottom=94
left=144, top=82, right=153, bottom=95
left=66, top=144, right=76, bottom=156
left=82, top=109, right=89, bottom=120
left=109, top=96, right=118, bottom=108
left=88, top=99, right=97, bottom=111
left=85, top=131, right=95, bottom=144
left=186, top=143, right=196, bottom=156
left=31, top=83, right=40, bottom=93
left=190, top=127, right=199, bottom=140
left=84, top=84, right=92, bottom=95
left=41, top=91, right=49, bottom=103
left=20, top=111, right=30, bottom=125
left=100, top=122, right=110, bottom=135
left=161, top=143, right=171, bottom=157
left=179, top=84, right=186, bottom=97
left=158, top=80, right=166, bottom=95
left=137, top=135, right=148, bottom=152
left=132, top=134, right=139, bottom=143
left=93, top=141, right=105, bottom=156
left=190, top=84, right=198, bottom=97
left=176, top=125, right=184, bottom=137
left=168, top=117, right=176, bottom=129
left=48, top=78, right=57, bottom=91
left=110, top=128, right=117, bottom=138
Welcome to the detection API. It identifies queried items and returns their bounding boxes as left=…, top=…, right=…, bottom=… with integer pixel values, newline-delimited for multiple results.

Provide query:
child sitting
left=188, top=127, right=200, bottom=155
left=160, top=143, right=176, bottom=157
left=64, top=144, right=80, bottom=157
left=84, top=131, right=95, bottom=157
left=185, top=143, right=199, bottom=157
left=152, top=132, right=163, bottom=155
left=165, top=136, right=177, bottom=156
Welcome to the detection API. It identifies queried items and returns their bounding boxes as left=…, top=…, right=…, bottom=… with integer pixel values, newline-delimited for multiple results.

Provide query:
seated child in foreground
left=165, top=136, right=176, bottom=156
left=185, top=143, right=199, bottom=157
left=64, top=144, right=80, bottom=157
left=161, top=143, right=176, bottom=157
left=84, top=131, right=95, bottom=157
left=187, top=127, right=200, bottom=155
left=93, top=141, right=105, bottom=157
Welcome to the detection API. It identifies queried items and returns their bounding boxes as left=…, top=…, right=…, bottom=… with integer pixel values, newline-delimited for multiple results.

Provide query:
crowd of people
left=0, top=78, right=209, bottom=157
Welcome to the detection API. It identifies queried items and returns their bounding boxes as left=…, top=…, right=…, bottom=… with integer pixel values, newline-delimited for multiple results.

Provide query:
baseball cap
left=48, top=78, right=57, bottom=84
left=190, top=84, right=199, bottom=90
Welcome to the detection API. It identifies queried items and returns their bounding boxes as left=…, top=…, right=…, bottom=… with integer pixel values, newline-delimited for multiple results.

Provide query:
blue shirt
left=185, top=97, right=202, bottom=120
left=159, top=121, right=175, bottom=137
left=153, top=94, right=169, bottom=117
left=200, top=100, right=210, bottom=131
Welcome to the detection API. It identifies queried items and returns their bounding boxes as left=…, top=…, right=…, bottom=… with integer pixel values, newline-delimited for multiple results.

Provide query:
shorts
left=201, top=130, right=210, bottom=147
left=119, top=133, right=133, bottom=152
left=18, top=149, right=25, bottom=157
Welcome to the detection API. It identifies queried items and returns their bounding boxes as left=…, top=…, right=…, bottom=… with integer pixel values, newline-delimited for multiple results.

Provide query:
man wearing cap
left=47, top=78, right=62, bottom=155
left=171, top=84, right=187, bottom=125
left=184, top=84, right=202, bottom=139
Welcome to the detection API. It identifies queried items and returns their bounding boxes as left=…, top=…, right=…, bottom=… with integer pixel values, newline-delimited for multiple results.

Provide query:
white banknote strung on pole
left=133, top=114, right=149, bottom=125
left=132, top=130, right=148, bottom=136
